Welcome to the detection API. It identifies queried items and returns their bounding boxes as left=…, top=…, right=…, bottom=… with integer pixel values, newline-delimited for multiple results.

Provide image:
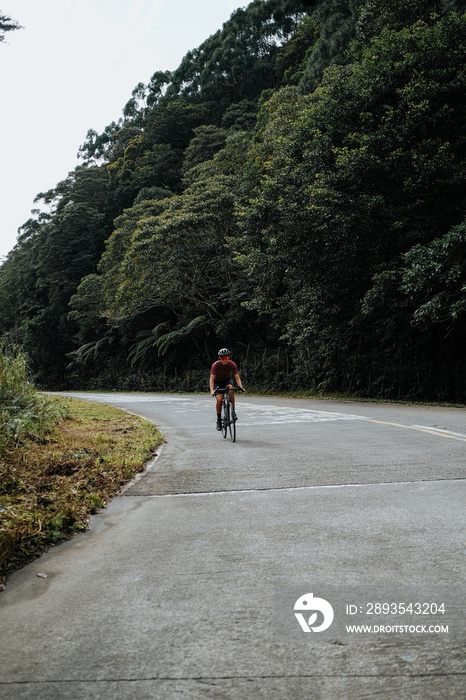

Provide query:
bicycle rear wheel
left=222, top=400, right=229, bottom=438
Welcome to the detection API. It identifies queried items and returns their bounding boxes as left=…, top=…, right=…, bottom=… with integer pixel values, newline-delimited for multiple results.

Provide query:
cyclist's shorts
left=214, top=379, right=234, bottom=390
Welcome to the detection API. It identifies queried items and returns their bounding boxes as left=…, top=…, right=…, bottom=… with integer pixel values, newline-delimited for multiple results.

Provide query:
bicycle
left=214, top=386, right=244, bottom=442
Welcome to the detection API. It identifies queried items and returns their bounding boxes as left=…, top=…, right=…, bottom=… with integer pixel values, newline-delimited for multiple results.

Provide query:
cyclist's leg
left=226, top=383, right=238, bottom=419
left=226, top=383, right=235, bottom=407
left=225, top=383, right=237, bottom=415
left=214, top=381, right=224, bottom=429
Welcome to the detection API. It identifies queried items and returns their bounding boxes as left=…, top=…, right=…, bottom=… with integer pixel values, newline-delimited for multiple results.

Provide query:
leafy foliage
left=0, top=398, right=163, bottom=581
left=0, top=345, right=66, bottom=454
left=1, top=0, right=466, bottom=401
left=237, top=12, right=466, bottom=398
left=0, top=12, right=22, bottom=42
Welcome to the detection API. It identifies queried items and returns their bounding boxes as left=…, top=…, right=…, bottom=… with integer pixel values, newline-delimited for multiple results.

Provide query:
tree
left=358, top=222, right=466, bottom=399
left=0, top=12, right=22, bottom=42
left=182, top=125, right=229, bottom=183
left=3, top=0, right=466, bottom=397
left=238, top=12, right=466, bottom=397
left=274, top=14, right=320, bottom=85
left=0, top=166, right=112, bottom=386
left=298, top=0, right=466, bottom=93
left=401, top=223, right=466, bottom=330
left=86, top=130, right=269, bottom=381
left=165, top=0, right=313, bottom=112
left=100, top=174, right=240, bottom=320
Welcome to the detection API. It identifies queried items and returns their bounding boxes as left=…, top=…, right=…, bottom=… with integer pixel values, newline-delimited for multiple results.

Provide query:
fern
left=128, top=323, right=170, bottom=366
left=155, top=316, right=207, bottom=357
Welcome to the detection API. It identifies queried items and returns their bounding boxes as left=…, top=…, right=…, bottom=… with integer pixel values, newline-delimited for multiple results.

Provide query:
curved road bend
left=0, top=393, right=465, bottom=699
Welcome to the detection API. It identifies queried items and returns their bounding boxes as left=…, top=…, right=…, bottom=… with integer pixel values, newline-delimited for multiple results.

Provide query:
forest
left=1, top=0, right=466, bottom=402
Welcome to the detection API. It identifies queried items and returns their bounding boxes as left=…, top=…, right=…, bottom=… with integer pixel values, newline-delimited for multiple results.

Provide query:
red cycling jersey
left=211, top=359, right=238, bottom=382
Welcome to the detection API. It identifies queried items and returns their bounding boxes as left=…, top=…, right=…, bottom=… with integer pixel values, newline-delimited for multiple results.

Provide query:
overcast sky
left=0, top=0, right=246, bottom=260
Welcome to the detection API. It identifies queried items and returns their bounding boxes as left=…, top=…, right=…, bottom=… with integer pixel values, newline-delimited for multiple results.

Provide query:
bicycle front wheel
left=222, top=401, right=229, bottom=438
left=230, top=411, right=236, bottom=442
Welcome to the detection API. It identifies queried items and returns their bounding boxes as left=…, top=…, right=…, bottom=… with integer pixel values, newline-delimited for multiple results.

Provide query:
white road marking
left=238, top=403, right=364, bottom=425
left=412, top=426, right=466, bottom=440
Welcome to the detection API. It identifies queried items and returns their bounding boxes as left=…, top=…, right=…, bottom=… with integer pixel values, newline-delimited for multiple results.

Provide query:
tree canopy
left=1, top=0, right=465, bottom=401
left=0, top=11, right=22, bottom=42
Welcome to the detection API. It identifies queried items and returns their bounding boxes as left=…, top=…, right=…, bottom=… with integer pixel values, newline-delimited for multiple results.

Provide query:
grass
left=0, top=344, right=68, bottom=452
left=0, top=396, right=163, bottom=587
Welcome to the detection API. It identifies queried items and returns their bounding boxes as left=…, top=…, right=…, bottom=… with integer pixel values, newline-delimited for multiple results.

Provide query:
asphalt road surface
left=0, top=393, right=465, bottom=699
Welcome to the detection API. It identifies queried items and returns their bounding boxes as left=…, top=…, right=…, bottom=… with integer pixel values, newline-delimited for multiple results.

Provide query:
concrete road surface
left=0, top=393, right=465, bottom=699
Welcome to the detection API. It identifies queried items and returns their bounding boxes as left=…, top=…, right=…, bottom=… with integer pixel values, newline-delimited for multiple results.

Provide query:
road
left=0, top=393, right=465, bottom=699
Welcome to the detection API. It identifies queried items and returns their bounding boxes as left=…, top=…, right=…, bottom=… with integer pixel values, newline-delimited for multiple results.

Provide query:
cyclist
left=210, top=348, right=245, bottom=431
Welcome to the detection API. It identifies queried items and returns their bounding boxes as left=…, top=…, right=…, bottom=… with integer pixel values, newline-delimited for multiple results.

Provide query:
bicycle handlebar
left=213, top=386, right=245, bottom=395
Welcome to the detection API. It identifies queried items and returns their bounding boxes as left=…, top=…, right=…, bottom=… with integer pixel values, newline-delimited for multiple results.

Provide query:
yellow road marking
left=354, top=417, right=466, bottom=443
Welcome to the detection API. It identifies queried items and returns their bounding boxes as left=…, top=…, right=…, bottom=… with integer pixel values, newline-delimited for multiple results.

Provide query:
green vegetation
left=0, top=345, right=162, bottom=584
left=0, top=395, right=163, bottom=585
left=1, top=0, right=466, bottom=403
left=0, top=344, right=67, bottom=453
left=0, top=11, right=22, bottom=42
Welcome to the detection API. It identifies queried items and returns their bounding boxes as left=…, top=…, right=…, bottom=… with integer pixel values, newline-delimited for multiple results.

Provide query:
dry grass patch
left=0, top=397, right=163, bottom=586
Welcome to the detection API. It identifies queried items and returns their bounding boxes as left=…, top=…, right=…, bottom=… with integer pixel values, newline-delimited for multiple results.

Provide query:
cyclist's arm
left=234, top=373, right=245, bottom=392
left=210, top=373, right=216, bottom=395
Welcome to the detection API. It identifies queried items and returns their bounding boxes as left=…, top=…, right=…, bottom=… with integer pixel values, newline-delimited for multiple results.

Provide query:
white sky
left=0, top=0, right=247, bottom=261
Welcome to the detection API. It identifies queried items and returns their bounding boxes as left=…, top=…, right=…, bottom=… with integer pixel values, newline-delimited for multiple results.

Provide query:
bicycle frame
left=214, top=386, right=241, bottom=442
